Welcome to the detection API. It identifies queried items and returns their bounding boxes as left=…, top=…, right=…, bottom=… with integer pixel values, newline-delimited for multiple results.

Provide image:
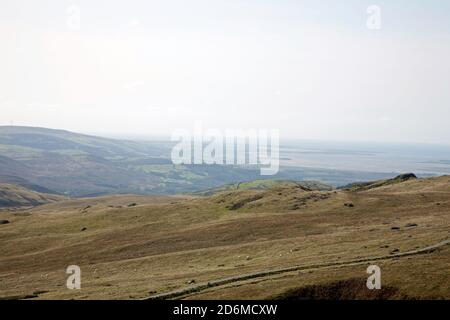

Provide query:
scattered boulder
left=81, top=206, right=91, bottom=214
left=390, top=248, right=400, bottom=254
left=227, top=194, right=264, bottom=210
left=0, top=220, right=10, bottom=225
left=128, top=203, right=137, bottom=207
left=395, top=173, right=417, bottom=181
left=342, top=173, right=417, bottom=191
left=391, top=227, right=401, bottom=230
left=81, top=227, right=87, bottom=231
left=344, top=203, right=354, bottom=208
left=405, top=223, right=418, bottom=228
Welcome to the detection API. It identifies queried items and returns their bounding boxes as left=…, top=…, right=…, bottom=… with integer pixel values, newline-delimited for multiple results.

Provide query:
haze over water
left=280, top=140, right=450, bottom=176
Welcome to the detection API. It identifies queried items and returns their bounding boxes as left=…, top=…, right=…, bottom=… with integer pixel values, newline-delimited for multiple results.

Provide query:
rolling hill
left=192, top=179, right=333, bottom=196
left=0, top=126, right=174, bottom=196
left=0, top=175, right=448, bottom=299
left=0, top=183, right=66, bottom=207
left=341, top=173, right=418, bottom=191
left=0, top=126, right=399, bottom=197
left=0, top=127, right=298, bottom=196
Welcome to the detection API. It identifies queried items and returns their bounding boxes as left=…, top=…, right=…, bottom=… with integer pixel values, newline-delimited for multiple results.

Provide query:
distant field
left=0, top=175, right=449, bottom=299
left=1, top=126, right=435, bottom=197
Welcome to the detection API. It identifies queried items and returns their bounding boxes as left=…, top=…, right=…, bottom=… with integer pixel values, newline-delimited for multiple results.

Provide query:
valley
left=0, top=126, right=435, bottom=197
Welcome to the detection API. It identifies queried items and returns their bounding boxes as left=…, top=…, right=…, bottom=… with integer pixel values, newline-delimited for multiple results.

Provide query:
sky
left=1, top=0, right=450, bottom=144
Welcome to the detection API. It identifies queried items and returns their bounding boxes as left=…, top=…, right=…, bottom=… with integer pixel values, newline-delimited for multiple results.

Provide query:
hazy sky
left=1, top=0, right=450, bottom=143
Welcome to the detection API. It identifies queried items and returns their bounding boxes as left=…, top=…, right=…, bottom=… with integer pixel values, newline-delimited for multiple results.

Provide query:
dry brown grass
left=0, top=176, right=449, bottom=299
left=0, top=183, right=66, bottom=208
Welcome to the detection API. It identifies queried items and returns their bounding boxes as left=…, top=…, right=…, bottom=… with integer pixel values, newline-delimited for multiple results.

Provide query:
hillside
left=341, top=173, right=418, bottom=191
left=0, top=126, right=403, bottom=197
left=0, top=175, right=448, bottom=299
left=0, top=183, right=66, bottom=207
left=0, top=126, right=173, bottom=196
left=0, top=126, right=162, bottom=158
left=192, top=179, right=333, bottom=196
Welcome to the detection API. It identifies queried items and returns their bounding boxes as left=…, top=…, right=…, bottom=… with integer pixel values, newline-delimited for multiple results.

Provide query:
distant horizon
left=2, top=1, right=450, bottom=146
left=2, top=123, right=450, bottom=149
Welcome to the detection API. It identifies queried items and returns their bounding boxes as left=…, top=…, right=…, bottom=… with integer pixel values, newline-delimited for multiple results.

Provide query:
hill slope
left=0, top=183, right=66, bottom=207
left=192, top=179, right=333, bottom=196
left=0, top=126, right=173, bottom=196
left=0, top=175, right=448, bottom=299
left=0, top=126, right=409, bottom=196
left=341, top=173, right=418, bottom=191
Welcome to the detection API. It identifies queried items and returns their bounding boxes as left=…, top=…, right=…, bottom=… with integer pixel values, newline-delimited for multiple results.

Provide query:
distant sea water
left=280, top=140, right=450, bottom=177
left=109, top=133, right=450, bottom=186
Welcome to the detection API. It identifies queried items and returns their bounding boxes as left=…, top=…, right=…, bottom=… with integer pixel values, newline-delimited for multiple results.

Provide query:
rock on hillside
left=341, top=173, right=418, bottom=191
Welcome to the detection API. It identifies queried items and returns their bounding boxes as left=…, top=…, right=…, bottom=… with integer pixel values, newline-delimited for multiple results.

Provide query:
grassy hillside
left=0, top=126, right=178, bottom=196
left=0, top=126, right=163, bottom=158
left=0, top=175, right=448, bottom=299
left=193, top=179, right=333, bottom=196
left=0, top=183, right=66, bottom=207
left=0, top=126, right=407, bottom=197
left=341, top=173, right=418, bottom=191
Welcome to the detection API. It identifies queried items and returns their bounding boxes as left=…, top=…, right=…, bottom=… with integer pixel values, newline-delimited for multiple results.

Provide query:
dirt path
left=144, top=238, right=450, bottom=300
